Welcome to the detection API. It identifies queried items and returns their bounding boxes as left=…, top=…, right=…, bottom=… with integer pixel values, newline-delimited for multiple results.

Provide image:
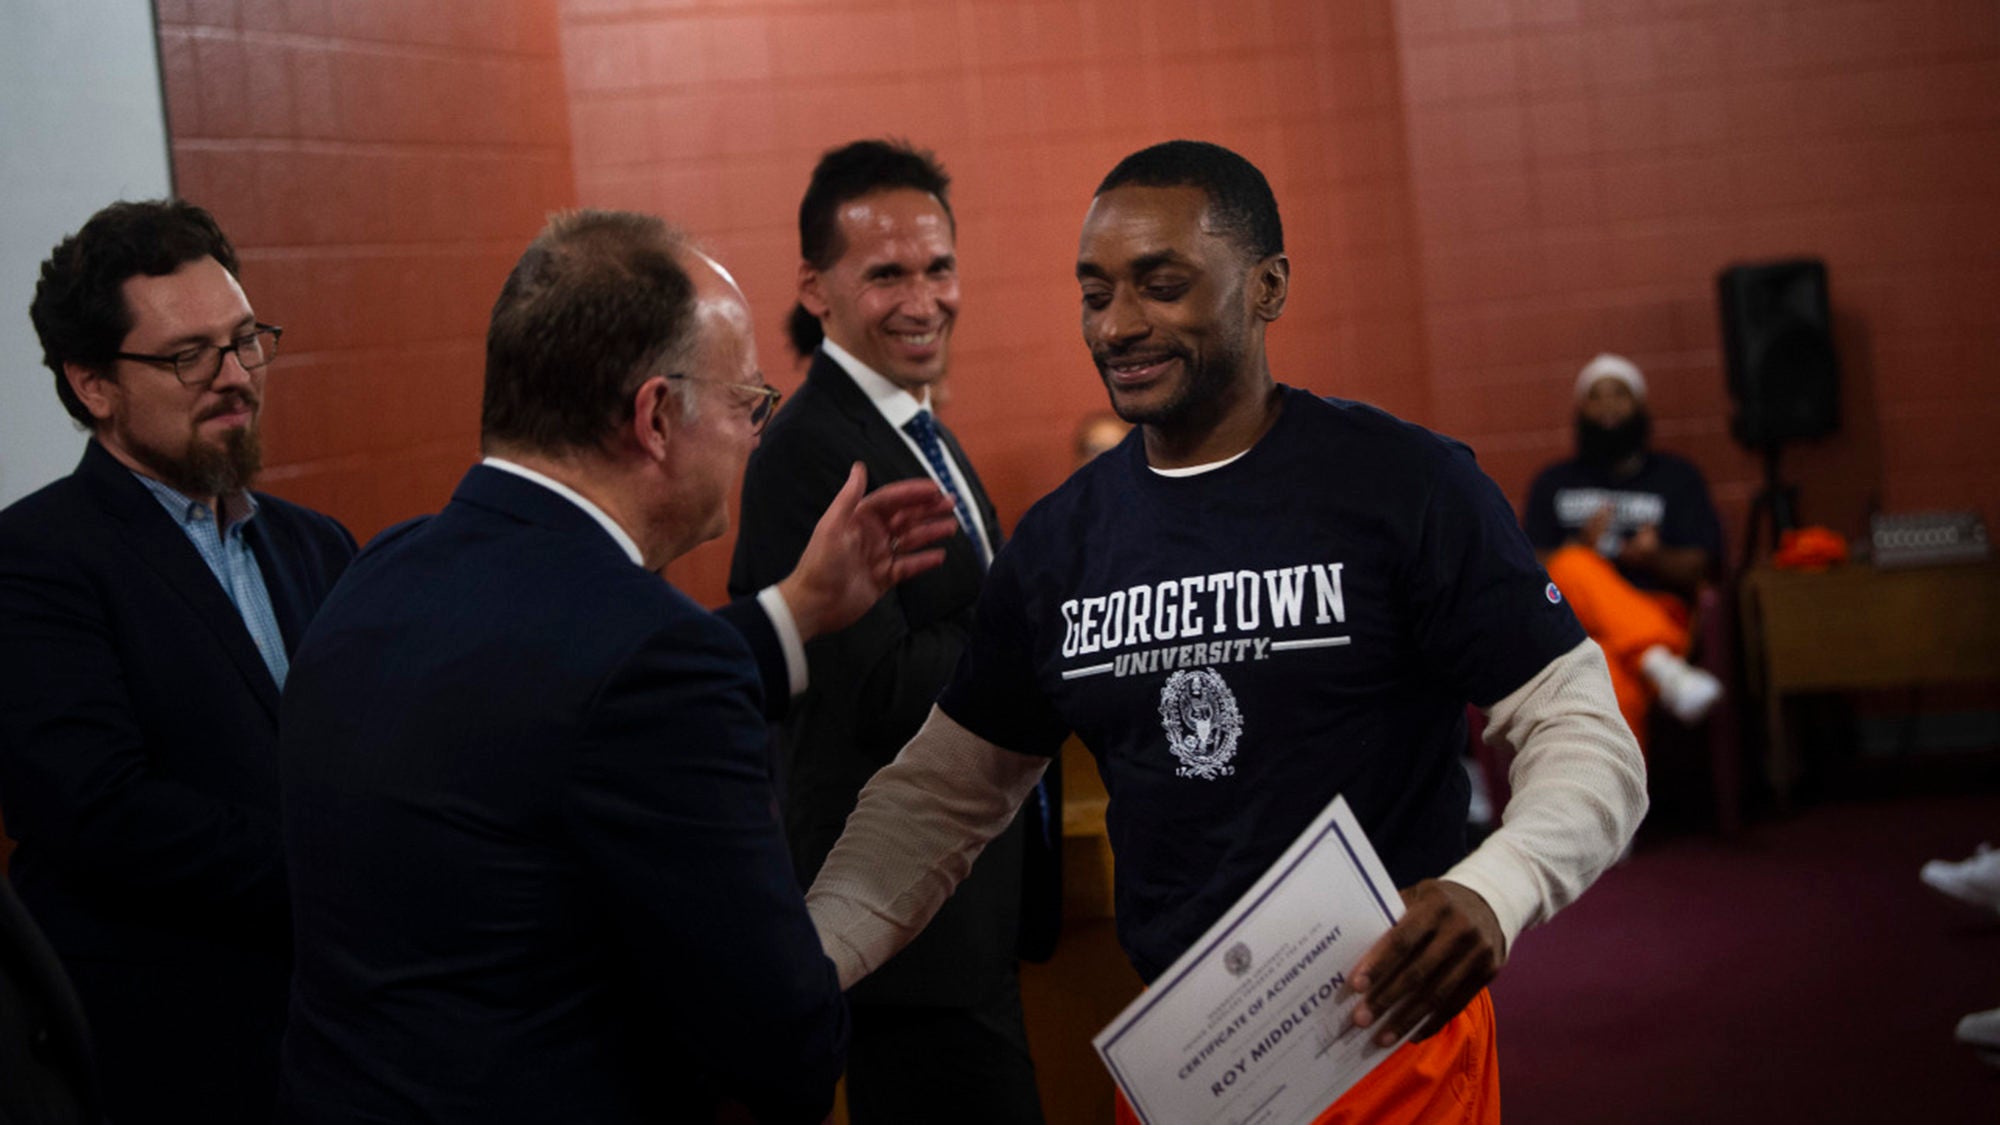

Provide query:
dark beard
left=1575, top=410, right=1649, bottom=473
left=143, top=423, right=263, bottom=498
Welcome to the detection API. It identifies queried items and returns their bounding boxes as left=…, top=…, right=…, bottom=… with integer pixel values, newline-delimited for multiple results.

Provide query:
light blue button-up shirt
left=134, top=473, right=290, bottom=689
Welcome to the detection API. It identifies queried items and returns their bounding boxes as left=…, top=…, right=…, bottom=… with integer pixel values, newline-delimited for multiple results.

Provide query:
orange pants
left=1115, top=989, right=1499, bottom=1125
left=1543, top=545, right=1690, bottom=754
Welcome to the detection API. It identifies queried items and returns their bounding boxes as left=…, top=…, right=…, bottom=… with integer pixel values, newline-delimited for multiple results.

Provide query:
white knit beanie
left=1574, top=353, right=1646, bottom=402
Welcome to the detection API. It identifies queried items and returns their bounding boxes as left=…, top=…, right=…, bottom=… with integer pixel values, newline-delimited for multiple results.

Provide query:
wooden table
left=1738, top=562, right=2000, bottom=803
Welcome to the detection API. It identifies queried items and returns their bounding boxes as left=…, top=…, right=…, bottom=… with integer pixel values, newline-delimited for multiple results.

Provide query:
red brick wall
left=153, top=0, right=2000, bottom=592
left=155, top=0, right=576, bottom=540
left=1396, top=0, right=2000, bottom=557
left=558, top=0, right=1429, bottom=605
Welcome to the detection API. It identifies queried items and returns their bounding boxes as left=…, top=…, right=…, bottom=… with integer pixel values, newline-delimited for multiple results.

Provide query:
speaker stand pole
left=1740, top=443, right=1799, bottom=573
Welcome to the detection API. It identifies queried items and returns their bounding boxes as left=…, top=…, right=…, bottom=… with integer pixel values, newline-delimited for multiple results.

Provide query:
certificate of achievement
left=1092, top=795, right=1407, bottom=1125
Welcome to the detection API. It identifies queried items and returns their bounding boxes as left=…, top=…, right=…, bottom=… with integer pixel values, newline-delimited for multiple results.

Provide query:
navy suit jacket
left=0, top=439, right=355, bottom=1123
left=278, top=465, right=845, bottom=1125
left=0, top=875, right=97, bottom=1125
left=729, top=351, right=1050, bottom=1006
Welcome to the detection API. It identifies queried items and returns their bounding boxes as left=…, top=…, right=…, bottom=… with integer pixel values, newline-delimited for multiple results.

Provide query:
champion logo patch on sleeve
left=1545, top=582, right=1563, bottom=604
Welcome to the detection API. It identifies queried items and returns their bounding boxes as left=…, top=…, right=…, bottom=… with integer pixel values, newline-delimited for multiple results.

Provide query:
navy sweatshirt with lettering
left=940, top=386, right=1584, bottom=981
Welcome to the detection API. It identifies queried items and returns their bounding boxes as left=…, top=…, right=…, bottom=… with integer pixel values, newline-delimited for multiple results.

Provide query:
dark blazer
left=0, top=439, right=355, bottom=1124
left=0, top=876, right=96, bottom=1125
left=730, top=351, right=1051, bottom=1006
left=277, top=465, right=845, bottom=1125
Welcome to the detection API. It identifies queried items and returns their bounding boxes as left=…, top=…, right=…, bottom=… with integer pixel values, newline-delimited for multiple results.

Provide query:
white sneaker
left=1922, top=844, right=2000, bottom=913
left=1640, top=645, right=1723, bottom=724
left=1955, top=1006, right=2000, bottom=1069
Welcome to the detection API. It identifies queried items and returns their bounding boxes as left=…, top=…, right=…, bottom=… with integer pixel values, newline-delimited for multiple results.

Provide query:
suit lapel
left=76, top=441, right=283, bottom=717
left=805, top=353, right=998, bottom=570
left=246, top=515, right=312, bottom=655
left=807, top=353, right=932, bottom=482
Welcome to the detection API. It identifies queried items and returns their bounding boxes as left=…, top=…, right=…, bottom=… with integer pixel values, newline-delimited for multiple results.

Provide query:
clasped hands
left=1580, top=505, right=1661, bottom=570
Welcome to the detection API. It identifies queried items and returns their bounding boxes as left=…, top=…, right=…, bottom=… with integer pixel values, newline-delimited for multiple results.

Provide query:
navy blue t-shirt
left=939, top=387, right=1585, bottom=982
left=1521, top=452, right=1722, bottom=593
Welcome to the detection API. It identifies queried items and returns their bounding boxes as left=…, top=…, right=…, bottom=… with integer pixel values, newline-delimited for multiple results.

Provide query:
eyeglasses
left=114, top=323, right=283, bottom=388
left=666, top=373, right=782, bottom=434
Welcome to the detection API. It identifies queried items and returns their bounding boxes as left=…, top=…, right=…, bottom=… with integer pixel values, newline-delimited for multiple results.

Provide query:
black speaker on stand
left=1718, top=258, right=1840, bottom=570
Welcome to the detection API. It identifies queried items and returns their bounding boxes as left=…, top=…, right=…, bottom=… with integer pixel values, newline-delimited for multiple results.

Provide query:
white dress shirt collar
left=480, top=456, right=645, bottom=567
left=820, top=337, right=931, bottom=428
left=480, top=457, right=809, bottom=696
left=816, top=339, right=992, bottom=562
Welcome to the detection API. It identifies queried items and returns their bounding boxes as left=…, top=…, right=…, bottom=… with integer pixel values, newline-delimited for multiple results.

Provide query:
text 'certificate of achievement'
left=1092, top=795, right=1407, bottom=1125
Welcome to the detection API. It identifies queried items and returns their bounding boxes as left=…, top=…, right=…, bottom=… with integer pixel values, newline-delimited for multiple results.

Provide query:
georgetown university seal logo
left=1158, top=667, right=1242, bottom=780
left=1224, top=942, right=1253, bottom=977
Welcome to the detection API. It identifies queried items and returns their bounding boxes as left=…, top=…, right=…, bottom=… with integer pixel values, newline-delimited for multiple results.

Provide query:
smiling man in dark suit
left=729, top=139, right=1047, bottom=1125
left=276, top=210, right=955, bottom=1124
left=0, top=200, right=357, bottom=1123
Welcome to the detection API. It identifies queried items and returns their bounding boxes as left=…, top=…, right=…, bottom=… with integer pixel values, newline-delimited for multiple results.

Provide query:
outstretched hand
left=1348, top=879, right=1505, bottom=1048
left=777, top=463, right=959, bottom=641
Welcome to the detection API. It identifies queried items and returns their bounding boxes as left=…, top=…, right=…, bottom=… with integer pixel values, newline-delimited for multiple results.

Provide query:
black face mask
left=1575, top=408, right=1650, bottom=472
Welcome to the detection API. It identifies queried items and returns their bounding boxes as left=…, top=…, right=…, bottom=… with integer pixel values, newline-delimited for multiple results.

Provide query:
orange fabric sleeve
left=1114, top=989, right=1499, bottom=1125
left=1543, top=545, right=1693, bottom=752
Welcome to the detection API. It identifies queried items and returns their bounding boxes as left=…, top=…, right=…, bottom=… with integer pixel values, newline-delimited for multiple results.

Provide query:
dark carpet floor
left=1491, top=790, right=2000, bottom=1124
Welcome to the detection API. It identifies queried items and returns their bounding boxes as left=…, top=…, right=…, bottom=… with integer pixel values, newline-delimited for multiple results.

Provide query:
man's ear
left=63, top=361, right=117, bottom=424
left=1252, top=254, right=1289, bottom=323
left=797, top=261, right=830, bottom=319
left=630, top=374, right=677, bottom=462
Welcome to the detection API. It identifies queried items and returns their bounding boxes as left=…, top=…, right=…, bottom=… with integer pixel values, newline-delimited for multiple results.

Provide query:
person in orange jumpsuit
left=1523, top=354, right=1725, bottom=749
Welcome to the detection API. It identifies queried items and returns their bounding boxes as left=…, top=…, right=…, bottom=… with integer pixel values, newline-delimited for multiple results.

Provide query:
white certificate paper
left=1092, top=796, right=1407, bottom=1125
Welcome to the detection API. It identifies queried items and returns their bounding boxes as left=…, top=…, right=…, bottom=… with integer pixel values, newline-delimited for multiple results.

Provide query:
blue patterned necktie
left=904, top=410, right=1050, bottom=860
left=902, top=409, right=990, bottom=569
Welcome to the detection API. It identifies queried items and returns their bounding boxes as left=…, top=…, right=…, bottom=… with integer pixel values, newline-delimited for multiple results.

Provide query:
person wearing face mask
left=1522, top=353, right=1725, bottom=751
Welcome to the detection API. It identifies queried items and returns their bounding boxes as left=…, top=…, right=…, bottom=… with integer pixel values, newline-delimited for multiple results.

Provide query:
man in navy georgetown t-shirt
left=805, top=141, right=1647, bottom=1125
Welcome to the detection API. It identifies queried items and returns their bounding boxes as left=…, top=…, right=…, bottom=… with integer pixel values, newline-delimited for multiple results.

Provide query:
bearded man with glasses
left=0, top=199, right=358, bottom=1123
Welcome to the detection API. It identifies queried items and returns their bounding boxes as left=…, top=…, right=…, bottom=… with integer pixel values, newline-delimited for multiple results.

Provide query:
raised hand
left=777, top=462, right=958, bottom=640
